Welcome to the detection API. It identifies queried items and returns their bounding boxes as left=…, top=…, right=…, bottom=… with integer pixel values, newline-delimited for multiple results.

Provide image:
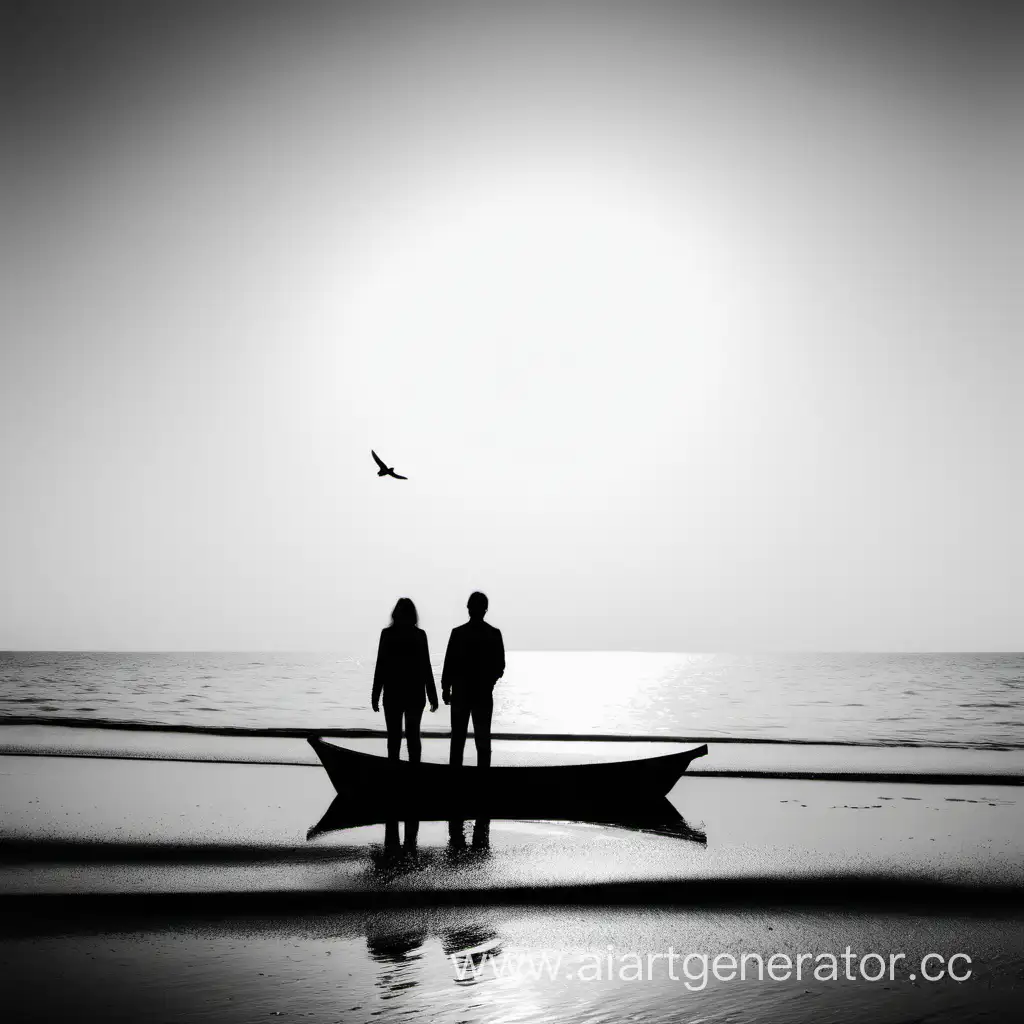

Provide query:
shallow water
left=3, top=908, right=1022, bottom=1024
left=2, top=651, right=1022, bottom=748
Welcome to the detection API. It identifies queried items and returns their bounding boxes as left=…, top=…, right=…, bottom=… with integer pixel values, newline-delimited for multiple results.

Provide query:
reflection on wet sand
left=368, top=820, right=422, bottom=880
left=363, top=919, right=505, bottom=996
left=308, top=796, right=706, bottom=848
left=447, top=818, right=491, bottom=855
left=440, top=922, right=503, bottom=984
left=384, top=819, right=420, bottom=852
left=365, top=924, right=428, bottom=996
left=367, top=817, right=496, bottom=881
left=362, top=817, right=503, bottom=996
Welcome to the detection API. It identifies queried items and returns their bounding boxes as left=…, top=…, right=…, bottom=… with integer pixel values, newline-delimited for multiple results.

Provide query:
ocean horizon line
left=3, top=648, right=1022, bottom=655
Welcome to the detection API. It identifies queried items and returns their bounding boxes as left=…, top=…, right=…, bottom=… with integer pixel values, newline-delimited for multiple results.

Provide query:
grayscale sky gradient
left=2, top=1, right=1021, bottom=650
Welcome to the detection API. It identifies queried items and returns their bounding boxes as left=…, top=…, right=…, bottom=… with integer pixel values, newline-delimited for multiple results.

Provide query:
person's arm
left=371, top=631, right=386, bottom=711
left=494, top=629, right=505, bottom=685
left=440, top=629, right=456, bottom=705
left=422, top=631, right=439, bottom=711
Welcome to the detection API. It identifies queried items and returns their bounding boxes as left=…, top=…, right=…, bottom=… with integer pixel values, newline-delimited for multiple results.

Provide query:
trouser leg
left=471, top=694, right=494, bottom=768
left=383, top=703, right=403, bottom=760
left=449, top=703, right=471, bottom=766
left=404, top=704, right=424, bottom=763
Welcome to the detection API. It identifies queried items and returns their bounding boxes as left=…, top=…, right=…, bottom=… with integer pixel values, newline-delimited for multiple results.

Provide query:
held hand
left=372, top=701, right=379, bottom=713
left=429, top=702, right=438, bottom=713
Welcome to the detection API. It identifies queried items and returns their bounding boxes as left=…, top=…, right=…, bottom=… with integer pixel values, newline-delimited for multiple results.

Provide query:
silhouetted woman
left=371, top=598, right=438, bottom=762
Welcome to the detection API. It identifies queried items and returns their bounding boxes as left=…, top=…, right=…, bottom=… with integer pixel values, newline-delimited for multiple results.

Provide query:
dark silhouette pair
left=371, top=592, right=505, bottom=767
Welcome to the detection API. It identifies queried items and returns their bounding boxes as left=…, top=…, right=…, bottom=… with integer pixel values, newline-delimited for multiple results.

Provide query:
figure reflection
left=384, top=818, right=420, bottom=852
left=365, top=926, right=428, bottom=996
left=369, top=819, right=421, bottom=878
left=440, top=923, right=503, bottom=984
left=447, top=818, right=491, bottom=857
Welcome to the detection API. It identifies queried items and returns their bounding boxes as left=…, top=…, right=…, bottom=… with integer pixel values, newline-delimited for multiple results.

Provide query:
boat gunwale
left=308, top=736, right=708, bottom=776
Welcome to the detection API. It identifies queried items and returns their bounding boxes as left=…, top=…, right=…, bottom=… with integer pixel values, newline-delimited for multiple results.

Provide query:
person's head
left=467, top=591, right=488, bottom=621
left=391, top=597, right=418, bottom=628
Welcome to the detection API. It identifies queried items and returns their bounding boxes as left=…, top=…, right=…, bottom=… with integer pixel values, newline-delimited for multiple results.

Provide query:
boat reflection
left=308, top=796, right=706, bottom=846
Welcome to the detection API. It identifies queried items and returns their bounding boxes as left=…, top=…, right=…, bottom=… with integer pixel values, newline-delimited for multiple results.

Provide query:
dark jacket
left=371, top=625, right=438, bottom=708
left=441, top=620, right=505, bottom=705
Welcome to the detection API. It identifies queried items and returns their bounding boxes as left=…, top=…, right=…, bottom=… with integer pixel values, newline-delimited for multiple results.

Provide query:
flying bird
left=371, top=450, right=407, bottom=480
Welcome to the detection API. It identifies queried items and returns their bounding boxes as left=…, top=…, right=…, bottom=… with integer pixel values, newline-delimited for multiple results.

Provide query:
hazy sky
left=3, top=1, right=1021, bottom=651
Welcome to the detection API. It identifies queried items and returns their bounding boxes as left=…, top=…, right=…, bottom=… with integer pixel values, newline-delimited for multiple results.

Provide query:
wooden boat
left=307, top=737, right=708, bottom=822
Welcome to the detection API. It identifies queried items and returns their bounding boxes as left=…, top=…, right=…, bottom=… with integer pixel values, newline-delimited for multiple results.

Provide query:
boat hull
left=307, top=737, right=708, bottom=818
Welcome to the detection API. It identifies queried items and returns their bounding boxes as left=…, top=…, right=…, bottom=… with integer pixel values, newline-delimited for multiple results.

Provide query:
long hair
left=390, top=597, right=418, bottom=628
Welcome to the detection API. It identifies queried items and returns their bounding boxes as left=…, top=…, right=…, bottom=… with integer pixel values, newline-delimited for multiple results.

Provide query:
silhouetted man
left=442, top=591, right=504, bottom=768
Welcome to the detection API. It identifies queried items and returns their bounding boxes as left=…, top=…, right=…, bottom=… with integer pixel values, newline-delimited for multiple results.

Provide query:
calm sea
left=0, top=651, right=1020, bottom=748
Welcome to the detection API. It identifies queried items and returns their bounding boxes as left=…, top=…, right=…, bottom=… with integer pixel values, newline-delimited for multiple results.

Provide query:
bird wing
left=371, top=450, right=387, bottom=471
left=391, top=472, right=408, bottom=480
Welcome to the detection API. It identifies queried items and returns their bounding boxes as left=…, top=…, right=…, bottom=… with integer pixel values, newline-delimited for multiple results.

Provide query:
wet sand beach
left=3, top=733, right=1023, bottom=1021
left=3, top=906, right=1023, bottom=1024
left=2, top=747, right=1022, bottom=894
